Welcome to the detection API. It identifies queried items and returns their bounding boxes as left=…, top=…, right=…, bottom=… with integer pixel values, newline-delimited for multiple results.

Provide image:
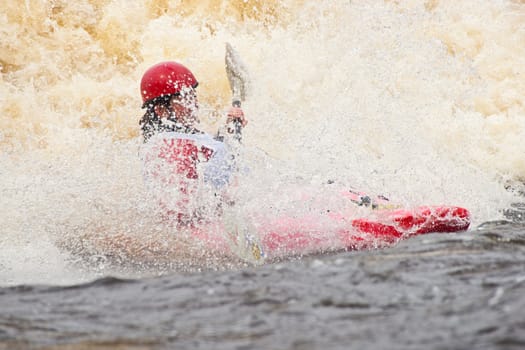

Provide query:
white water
left=1, top=0, right=524, bottom=285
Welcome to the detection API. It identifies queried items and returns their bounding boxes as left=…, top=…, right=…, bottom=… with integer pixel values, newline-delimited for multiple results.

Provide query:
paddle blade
left=225, top=42, right=250, bottom=105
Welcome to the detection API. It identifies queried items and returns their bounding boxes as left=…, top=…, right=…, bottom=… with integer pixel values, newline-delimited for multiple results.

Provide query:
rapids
left=1, top=0, right=524, bottom=285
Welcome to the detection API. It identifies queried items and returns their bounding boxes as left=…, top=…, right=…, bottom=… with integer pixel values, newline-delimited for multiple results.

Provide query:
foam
left=1, top=0, right=523, bottom=285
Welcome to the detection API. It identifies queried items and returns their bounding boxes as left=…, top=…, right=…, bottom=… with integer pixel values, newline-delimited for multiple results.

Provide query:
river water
left=1, top=0, right=525, bottom=349
left=2, top=221, right=525, bottom=349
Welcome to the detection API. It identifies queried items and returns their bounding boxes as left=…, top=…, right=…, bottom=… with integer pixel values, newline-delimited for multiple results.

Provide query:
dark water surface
left=1, top=221, right=525, bottom=350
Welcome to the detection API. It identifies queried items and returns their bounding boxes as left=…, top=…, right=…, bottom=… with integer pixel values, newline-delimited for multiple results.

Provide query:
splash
left=1, top=0, right=524, bottom=285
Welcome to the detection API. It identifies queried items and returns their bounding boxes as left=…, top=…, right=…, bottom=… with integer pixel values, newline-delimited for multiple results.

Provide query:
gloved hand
left=226, top=106, right=247, bottom=126
left=226, top=106, right=248, bottom=134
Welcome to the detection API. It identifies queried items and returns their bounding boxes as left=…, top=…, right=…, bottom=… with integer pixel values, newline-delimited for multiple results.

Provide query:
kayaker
left=138, top=61, right=247, bottom=226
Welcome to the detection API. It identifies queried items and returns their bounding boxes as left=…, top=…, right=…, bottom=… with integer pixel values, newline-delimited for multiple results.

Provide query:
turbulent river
left=1, top=0, right=525, bottom=349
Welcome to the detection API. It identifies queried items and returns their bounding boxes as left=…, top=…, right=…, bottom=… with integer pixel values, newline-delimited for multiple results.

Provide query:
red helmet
left=140, top=61, right=198, bottom=107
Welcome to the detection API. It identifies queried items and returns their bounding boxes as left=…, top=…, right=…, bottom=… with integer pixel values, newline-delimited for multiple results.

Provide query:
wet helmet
left=140, top=61, right=198, bottom=107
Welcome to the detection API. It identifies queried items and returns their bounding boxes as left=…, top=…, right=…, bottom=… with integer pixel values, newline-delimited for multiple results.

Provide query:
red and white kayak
left=191, top=200, right=471, bottom=264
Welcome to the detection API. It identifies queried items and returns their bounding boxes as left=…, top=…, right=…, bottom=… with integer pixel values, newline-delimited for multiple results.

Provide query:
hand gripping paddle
left=225, top=43, right=250, bottom=141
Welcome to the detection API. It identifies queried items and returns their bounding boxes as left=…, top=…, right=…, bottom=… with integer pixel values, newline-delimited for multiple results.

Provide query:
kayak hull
left=203, top=205, right=471, bottom=263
